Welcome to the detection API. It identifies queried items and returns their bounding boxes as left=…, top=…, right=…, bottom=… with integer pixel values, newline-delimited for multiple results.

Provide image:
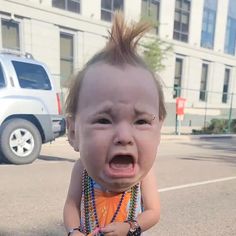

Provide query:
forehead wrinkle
left=134, top=103, right=158, bottom=115
left=89, top=101, right=113, bottom=116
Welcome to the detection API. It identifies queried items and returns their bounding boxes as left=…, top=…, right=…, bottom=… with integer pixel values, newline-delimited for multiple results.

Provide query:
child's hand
left=100, top=222, right=130, bottom=236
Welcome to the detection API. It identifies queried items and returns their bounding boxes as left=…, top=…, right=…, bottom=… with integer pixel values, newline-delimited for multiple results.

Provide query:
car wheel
left=0, top=118, right=42, bottom=164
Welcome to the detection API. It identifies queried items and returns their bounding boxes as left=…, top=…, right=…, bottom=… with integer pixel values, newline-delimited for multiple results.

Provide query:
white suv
left=0, top=52, right=65, bottom=164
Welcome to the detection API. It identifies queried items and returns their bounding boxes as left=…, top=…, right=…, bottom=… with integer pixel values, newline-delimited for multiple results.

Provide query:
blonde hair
left=66, top=11, right=166, bottom=120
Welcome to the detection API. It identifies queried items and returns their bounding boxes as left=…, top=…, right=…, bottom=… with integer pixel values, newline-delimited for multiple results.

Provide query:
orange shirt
left=80, top=176, right=142, bottom=235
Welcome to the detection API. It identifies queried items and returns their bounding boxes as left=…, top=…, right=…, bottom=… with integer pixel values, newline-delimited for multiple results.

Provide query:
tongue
left=110, top=162, right=133, bottom=169
left=110, top=156, right=133, bottom=169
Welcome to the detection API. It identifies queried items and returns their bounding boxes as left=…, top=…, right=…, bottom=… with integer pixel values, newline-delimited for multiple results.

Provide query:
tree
left=139, top=10, right=172, bottom=73
left=141, top=37, right=172, bottom=72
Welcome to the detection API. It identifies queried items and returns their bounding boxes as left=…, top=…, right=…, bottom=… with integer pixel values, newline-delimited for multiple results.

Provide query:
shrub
left=192, top=119, right=236, bottom=134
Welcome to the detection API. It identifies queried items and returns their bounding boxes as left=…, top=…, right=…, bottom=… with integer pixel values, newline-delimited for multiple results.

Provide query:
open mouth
left=104, top=154, right=137, bottom=179
left=109, top=155, right=134, bottom=170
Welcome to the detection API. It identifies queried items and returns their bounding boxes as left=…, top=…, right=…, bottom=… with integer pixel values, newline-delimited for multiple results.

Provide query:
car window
left=0, top=63, right=6, bottom=88
left=12, top=61, right=52, bottom=90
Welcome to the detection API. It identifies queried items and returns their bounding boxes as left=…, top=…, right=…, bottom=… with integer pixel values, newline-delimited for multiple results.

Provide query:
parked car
left=0, top=52, right=65, bottom=164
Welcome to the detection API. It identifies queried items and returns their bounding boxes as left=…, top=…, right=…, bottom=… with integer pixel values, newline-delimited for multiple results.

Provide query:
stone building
left=0, top=0, right=235, bottom=131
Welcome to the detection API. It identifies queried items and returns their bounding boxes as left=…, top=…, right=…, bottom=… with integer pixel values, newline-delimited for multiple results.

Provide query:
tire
left=0, top=118, right=42, bottom=164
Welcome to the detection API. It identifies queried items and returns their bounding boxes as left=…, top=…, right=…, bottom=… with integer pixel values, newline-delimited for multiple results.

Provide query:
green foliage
left=140, top=14, right=159, bottom=29
left=205, top=119, right=228, bottom=134
left=230, top=119, right=236, bottom=133
left=139, top=12, right=172, bottom=72
left=141, top=38, right=172, bottom=72
left=192, top=119, right=236, bottom=134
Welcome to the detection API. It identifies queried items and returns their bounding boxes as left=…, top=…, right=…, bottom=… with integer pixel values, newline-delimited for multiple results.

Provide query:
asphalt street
left=0, top=136, right=235, bottom=236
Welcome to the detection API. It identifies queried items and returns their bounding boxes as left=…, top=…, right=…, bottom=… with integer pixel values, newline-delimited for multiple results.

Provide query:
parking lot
left=0, top=136, right=236, bottom=236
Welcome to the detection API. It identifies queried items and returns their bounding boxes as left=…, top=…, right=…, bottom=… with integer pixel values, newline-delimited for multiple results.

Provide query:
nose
left=113, top=122, right=134, bottom=146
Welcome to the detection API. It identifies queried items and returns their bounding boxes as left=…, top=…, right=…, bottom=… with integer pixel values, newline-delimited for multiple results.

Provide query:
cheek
left=139, top=129, right=160, bottom=147
left=89, top=131, right=111, bottom=151
left=138, top=134, right=160, bottom=163
left=79, top=129, right=111, bottom=162
left=139, top=145, right=157, bottom=163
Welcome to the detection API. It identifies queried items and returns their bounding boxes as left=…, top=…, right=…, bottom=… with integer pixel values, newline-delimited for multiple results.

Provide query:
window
left=101, top=0, right=124, bottom=22
left=52, top=0, right=80, bottom=14
left=199, top=63, right=208, bottom=101
left=222, top=68, right=230, bottom=103
left=60, top=33, right=74, bottom=87
left=201, top=0, right=217, bottom=49
left=173, top=0, right=191, bottom=42
left=173, top=57, right=183, bottom=98
left=141, top=0, right=160, bottom=34
left=224, top=0, right=236, bottom=55
left=1, top=19, right=20, bottom=51
left=12, top=61, right=52, bottom=90
left=0, top=63, right=6, bottom=87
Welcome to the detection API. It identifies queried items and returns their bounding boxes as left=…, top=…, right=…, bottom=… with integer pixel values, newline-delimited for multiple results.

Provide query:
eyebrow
left=134, top=104, right=157, bottom=116
left=90, top=103, right=157, bottom=117
left=134, top=109, right=153, bottom=115
left=92, top=103, right=113, bottom=116
left=134, top=110, right=156, bottom=123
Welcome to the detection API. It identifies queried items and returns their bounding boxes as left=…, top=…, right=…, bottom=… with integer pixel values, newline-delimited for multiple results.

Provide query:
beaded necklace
left=81, top=169, right=139, bottom=235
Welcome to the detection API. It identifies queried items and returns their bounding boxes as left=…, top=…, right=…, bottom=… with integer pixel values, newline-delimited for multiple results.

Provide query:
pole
left=203, top=90, right=208, bottom=130
left=178, top=117, right=181, bottom=135
left=175, top=114, right=178, bottom=134
left=227, top=92, right=233, bottom=133
left=175, top=87, right=181, bottom=135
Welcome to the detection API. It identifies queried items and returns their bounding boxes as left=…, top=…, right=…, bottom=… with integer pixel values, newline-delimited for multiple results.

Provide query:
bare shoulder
left=67, top=159, right=84, bottom=203
left=73, top=159, right=84, bottom=175
left=70, top=159, right=84, bottom=189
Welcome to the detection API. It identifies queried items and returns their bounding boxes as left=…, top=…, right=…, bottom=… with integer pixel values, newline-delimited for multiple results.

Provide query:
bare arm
left=63, top=159, right=84, bottom=235
left=137, top=167, right=160, bottom=232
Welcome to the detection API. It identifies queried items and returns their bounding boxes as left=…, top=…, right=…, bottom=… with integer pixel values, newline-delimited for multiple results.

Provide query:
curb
left=161, top=134, right=236, bottom=141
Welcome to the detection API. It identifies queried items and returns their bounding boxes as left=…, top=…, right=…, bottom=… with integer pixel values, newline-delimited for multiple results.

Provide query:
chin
left=99, top=174, right=141, bottom=193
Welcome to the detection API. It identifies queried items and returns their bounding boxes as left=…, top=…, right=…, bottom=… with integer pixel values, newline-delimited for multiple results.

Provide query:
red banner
left=176, top=97, right=186, bottom=115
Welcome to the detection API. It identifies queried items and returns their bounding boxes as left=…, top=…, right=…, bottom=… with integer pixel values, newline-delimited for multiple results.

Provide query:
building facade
left=0, top=0, right=236, bottom=131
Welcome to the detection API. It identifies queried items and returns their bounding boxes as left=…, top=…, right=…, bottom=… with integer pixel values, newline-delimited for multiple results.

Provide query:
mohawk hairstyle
left=65, top=11, right=166, bottom=120
left=87, top=11, right=152, bottom=66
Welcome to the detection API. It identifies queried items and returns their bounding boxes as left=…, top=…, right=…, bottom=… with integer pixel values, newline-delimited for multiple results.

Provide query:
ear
left=66, top=116, right=79, bottom=152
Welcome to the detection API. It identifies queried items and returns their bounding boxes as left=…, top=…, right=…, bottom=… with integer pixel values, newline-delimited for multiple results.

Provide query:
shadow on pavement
left=180, top=139, right=236, bottom=153
left=180, top=154, right=236, bottom=166
left=0, top=229, right=65, bottom=236
left=178, top=139, right=236, bottom=166
left=38, top=155, right=76, bottom=163
left=0, top=222, right=65, bottom=236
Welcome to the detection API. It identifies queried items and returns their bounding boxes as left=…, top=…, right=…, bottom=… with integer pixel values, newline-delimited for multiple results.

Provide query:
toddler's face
left=70, top=63, right=162, bottom=192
